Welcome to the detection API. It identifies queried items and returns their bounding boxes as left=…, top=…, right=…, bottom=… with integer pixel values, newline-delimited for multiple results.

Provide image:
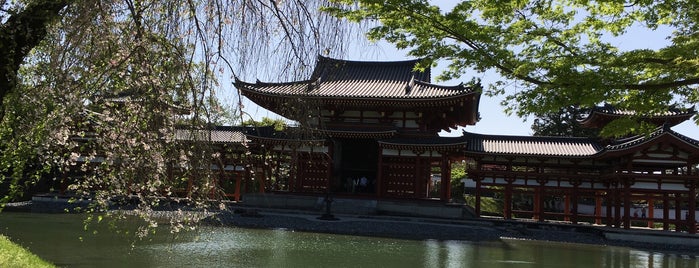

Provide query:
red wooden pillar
left=647, top=197, right=655, bottom=228
left=663, top=193, right=670, bottom=230
left=375, top=148, right=384, bottom=198
left=233, top=174, right=242, bottom=202
left=688, top=184, right=697, bottom=234
left=245, top=165, right=254, bottom=194
left=534, top=176, right=547, bottom=222
left=504, top=182, right=513, bottom=219
left=538, top=184, right=547, bottom=222
left=606, top=188, right=614, bottom=227
left=675, top=195, right=682, bottom=232
left=623, top=179, right=631, bottom=229
left=571, top=186, right=579, bottom=224
left=473, top=161, right=482, bottom=217
left=325, top=155, right=333, bottom=192
left=474, top=179, right=482, bottom=217
left=257, top=167, right=266, bottom=193
left=414, top=152, right=422, bottom=198
left=295, top=153, right=304, bottom=192
left=533, top=186, right=541, bottom=221
left=564, top=193, right=571, bottom=222
left=614, top=187, right=622, bottom=228
left=595, top=191, right=603, bottom=225
left=440, top=154, right=451, bottom=202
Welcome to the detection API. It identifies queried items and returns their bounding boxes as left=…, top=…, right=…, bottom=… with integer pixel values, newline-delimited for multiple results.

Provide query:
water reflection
left=1, top=212, right=697, bottom=267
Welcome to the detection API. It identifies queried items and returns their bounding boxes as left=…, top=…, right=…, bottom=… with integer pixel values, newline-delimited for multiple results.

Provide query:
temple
left=231, top=56, right=699, bottom=233
left=235, top=56, right=480, bottom=201
left=52, top=56, right=698, bottom=233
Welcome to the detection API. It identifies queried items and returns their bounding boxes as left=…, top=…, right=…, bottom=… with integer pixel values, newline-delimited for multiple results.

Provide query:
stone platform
left=240, top=193, right=474, bottom=219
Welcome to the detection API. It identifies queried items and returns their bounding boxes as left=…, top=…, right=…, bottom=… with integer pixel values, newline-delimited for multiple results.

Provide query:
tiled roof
left=312, top=56, right=430, bottom=83
left=588, top=104, right=695, bottom=116
left=463, top=132, right=603, bottom=157
left=243, top=127, right=326, bottom=141
left=605, top=125, right=699, bottom=151
left=175, top=128, right=248, bottom=143
left=235, top=56, right=478, bottom=99
left=580, top=104, right=696, bottom=128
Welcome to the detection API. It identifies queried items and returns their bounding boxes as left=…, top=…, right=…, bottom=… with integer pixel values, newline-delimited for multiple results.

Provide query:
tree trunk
left=0, top=0, right=71, bottom=117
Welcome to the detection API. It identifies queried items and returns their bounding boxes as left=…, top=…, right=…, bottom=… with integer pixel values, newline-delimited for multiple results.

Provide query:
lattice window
left=381, top=156, right=430, bottom=198
left=296, top=153, right=330, bottom=193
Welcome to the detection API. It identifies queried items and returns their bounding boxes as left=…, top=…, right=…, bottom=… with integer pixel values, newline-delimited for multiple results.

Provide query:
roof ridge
left=316, top=55, right=424, bottom=66
left=412, top=80, right=480, bottom=92
left=462, top=130, right=597, bottom=141
left=604, top=124, right=699, bottom=150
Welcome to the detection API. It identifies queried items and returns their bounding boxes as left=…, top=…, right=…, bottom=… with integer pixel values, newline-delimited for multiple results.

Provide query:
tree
left=531, top=106, right=599, bottom=138
left=0, top=0, right=353, bottom=234
left=326, top=0, right=699, bottom=136
left=242, top=117, right=287, bottom=131
left=1, top=0, right=71, bottom=118
left=449, top=160, right=467, bottom=203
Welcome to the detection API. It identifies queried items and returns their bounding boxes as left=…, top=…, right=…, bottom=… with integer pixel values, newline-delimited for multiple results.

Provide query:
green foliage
left=531, top=106, right=599, bottom=137
left=326, top=0, right=699, bottom=137
left=242, top=117, right=287, bottom=131
left=450, top=161, right=467, bottom=181
left=449, top=161, right=467, bottom=202
left=0, top=235, right=55, bottom=268
left=0, top=74, right=66, bottom=204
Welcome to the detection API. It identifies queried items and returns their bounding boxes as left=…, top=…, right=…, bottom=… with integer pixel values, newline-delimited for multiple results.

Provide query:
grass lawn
left=0, top=234, right=54, bottom=268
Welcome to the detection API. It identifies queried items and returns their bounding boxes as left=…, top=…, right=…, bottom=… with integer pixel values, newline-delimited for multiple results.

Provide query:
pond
left=1, top=212, right=697, bottom=267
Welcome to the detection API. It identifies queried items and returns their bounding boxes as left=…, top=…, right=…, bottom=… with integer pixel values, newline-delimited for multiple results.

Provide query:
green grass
left=0, top=235, right=54, bottom=268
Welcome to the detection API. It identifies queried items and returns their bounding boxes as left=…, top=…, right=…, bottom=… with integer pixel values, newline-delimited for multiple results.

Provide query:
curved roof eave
left=599, top=127, right=699, bottom=156
left=246, top=134, right=327, bottom=144
left=236, top=84, right=480, bottom=102
left=234, top=75, right=481, bottom=101
left=579, top=105, right=697, bottom=126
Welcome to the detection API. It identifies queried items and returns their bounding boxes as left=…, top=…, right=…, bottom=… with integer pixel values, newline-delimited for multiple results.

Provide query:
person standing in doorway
left=359, top=176, right=368, bottom=193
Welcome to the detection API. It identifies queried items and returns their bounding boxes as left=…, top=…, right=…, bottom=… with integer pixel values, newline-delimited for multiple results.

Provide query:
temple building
left=233, top=56, right=699, bottom=233
left=235, top=56, right=480, bottom=201
left=463, top=123, right=699, bottom=233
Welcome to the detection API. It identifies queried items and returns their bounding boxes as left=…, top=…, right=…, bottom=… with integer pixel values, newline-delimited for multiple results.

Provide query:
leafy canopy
left=326, top=0, right=699, bottom=136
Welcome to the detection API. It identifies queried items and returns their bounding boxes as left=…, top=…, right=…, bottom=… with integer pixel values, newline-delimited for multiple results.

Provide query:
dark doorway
left=335, top=139, right=378, bottom=194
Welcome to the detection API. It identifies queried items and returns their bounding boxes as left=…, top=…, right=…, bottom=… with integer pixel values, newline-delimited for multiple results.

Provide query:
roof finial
left=405, top=74, right=415, bottom=95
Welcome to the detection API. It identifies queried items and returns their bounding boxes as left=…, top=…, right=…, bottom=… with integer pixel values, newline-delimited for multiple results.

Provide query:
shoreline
left=203, top=208, right=699, bottom=257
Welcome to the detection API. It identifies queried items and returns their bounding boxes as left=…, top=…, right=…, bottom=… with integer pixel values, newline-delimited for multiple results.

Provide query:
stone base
left=241, top=193, right=471, bottom=219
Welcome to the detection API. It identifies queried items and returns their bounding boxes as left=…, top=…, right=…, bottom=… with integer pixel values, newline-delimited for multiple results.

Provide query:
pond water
left=1, top=212, right=697, bottom=267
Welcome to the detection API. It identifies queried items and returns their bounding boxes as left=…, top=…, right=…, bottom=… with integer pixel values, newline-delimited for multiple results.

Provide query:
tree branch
left=394, top=5, right=552, bottom=86
left=622, top=77, right=699, bottom=91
